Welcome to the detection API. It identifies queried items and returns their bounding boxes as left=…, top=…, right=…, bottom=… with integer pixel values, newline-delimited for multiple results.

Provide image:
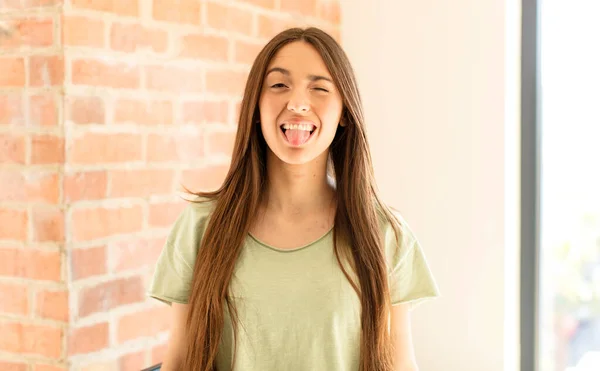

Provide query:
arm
left=161, top=302, right=190, bottom=371
left=390, top=303, right=419, bottom=371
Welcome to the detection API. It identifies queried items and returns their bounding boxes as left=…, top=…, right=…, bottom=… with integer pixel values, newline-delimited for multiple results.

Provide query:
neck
left=261, top=149, right=335, bottom=218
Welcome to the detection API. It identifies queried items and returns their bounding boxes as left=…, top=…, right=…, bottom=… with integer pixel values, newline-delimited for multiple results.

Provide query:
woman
left=148, top=27, right=440, bottom=371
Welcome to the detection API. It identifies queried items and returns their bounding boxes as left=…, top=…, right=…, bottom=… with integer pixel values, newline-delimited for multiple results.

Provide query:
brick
left=71, top=0, right=139, bottom=16
left=0, top=58, right=26, bottom=87
left=69, top=132, right=143, bottom=164
left=30, top=93, right=57, bottom=126
left=146, top=131, right=204, bottom=162
left=29, top=55, right=64, bottom=87
left=207, top=130, right=236, bottom=156
left=114, top=98, right=172, bottom=125
left=0, top=0, right=61, bottom=9
left=35, top=289, right=68, bottom=321
left=0, top=208, right=28, bottom=239
left=0, top=248, right=61, bottom=281
left=64, top=171, right=107, bottom=202
left=71, top=205, right=143, bottom=241
left=318, top=0, right=341, bottom=23
left=31, top=134, right=65, bottom=164
left=205, top=69, right=247, bottom=95
left=0, top=94, right=24, bottom=126
left=0, top=171, right=59, bottom=203
left=0, top=282, right=29, bottom=315
left=67, top=96, right=105, bottom=125
left=120, top=351, right=145, bottom=371
left=110, top=237, right=164, bottom=273
left=68, top=322, right=108, bottom=355
left=179, top=33, right=228, bottom=61
left=234, top=40, right=263, bottom=65
left=32, top=206, right=64, bottom=242
left=80, top=361, right=116, bottom=371
left=280, top=0, right=317, bottom=16
left=152, top=0, right=201, bottom=24
left=0, top=18, right=54, bottom=49
left=0, top=361, right=27, bottom=371
left=0, top=133, right=26, bottom=164
left=238, top=0, right=275, bottom=8
left=110, top=23, right=168, bottom=53
left=181, top=165, right=229, bottom=191
left=0, top=322, right=62, bottom=358
left=70, top=246, right=106, bottom=280
left=117, top=306, right=171, bottom=343
left=108, top=169, right=174, bottom=198
left=206, top=2, right=253, bottom=35
left=148, top=200, right=187, bottom=227
left=258, top=15, right=295, bottom=39
left=33, top=365, right=67, bottom=371
left=72, top=59, right=141, bottom=89
left=145, top=65, right=203, bottom=92
left=151, top=343, right=168, bottom=364
left=63, top=15, right=104, bottom=48
left=182, top=100, right=229, bottom=125
left=78, top=277, right=144, bottom=318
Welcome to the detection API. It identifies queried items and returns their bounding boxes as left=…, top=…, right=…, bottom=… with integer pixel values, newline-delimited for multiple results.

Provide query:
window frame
left=520, top=0, right=541, bottom=370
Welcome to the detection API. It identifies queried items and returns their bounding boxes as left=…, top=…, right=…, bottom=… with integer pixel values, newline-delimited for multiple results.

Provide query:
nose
left=286, top=89, right=310, bottom=113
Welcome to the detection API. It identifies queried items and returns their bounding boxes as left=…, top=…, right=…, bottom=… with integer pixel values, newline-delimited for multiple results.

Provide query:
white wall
left=341, top=1, right=522, bottom=370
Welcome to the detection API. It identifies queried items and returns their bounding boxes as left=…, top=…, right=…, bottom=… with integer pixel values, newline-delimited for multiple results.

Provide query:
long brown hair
left=183, top=27, right=402, bottom=371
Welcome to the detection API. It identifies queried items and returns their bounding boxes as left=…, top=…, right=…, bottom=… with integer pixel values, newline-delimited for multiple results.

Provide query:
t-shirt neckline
left=247, top=226, right=334, bottom=253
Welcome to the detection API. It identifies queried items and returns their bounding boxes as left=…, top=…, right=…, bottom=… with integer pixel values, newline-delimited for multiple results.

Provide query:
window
left=523, top=1, right=600, bottom=370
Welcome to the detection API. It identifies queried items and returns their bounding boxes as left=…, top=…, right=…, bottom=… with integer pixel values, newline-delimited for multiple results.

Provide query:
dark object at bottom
left=141, top=363, right=162, bottom=371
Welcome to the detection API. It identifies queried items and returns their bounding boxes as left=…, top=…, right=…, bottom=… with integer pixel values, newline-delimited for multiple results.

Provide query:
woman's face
left=258, top=41, right=343, bottom=165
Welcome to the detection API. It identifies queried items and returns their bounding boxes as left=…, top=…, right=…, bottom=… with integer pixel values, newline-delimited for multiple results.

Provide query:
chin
left=273, top=150, right=317, bottom=166
left=268, top=144, right=331, bottom=167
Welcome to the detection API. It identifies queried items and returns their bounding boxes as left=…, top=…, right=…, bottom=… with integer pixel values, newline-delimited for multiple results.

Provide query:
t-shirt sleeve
left=146, top=198, right=214, bottom=306
left=383, top=211, right=441, bottom=311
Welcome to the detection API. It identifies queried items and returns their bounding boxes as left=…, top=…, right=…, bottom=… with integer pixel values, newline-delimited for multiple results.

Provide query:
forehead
left=266, top=41, right=331, bottom=77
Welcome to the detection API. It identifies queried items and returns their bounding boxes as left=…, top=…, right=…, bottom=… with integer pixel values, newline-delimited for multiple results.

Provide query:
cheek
left=259, top=95, right=283, bottom=120
left=316, top=100, right=343, bottom=127
left=259, top=97, right=279, bottom=137
left=258, top=97, right=268, bottom=121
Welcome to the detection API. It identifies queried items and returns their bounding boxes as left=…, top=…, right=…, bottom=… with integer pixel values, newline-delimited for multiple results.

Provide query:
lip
left=279, top=118, right=317, bottom=147
left=279, top=117, right=317, bottom=130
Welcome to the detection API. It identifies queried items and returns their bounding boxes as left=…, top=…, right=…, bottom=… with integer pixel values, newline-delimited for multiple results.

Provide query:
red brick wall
left=0, top=1, right=68, bottom=371
left=0, top=0, right=340, bottom=370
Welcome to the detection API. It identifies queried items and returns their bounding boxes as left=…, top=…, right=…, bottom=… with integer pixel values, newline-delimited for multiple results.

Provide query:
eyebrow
left=265, top=67, right=333, bottom=83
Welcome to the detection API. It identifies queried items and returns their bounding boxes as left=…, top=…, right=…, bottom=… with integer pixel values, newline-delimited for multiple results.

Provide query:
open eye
left=271, top=83, right=288, bottom=89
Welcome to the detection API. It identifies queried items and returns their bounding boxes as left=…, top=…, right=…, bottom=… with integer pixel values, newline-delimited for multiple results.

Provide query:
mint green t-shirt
left=147, top=198, right=440, bottom=371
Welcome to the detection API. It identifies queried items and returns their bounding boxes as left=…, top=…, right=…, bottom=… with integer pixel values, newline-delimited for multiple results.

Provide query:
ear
left=339, top=120, right=347, bottom=127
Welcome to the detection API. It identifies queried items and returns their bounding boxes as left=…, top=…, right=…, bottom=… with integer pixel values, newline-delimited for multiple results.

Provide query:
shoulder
left=375, top=203, right=419, bottom=270
left=165, top=195, right=218, bottom=248
left=376, top=203, right=441, bottom=307
left=147, top=195, right=220, bottom=305
left=376, top=202, right=417, bottom=244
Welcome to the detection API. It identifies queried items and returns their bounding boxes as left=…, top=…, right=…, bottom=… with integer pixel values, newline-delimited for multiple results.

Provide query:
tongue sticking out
left=284, top=129, right=311, bottom=146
